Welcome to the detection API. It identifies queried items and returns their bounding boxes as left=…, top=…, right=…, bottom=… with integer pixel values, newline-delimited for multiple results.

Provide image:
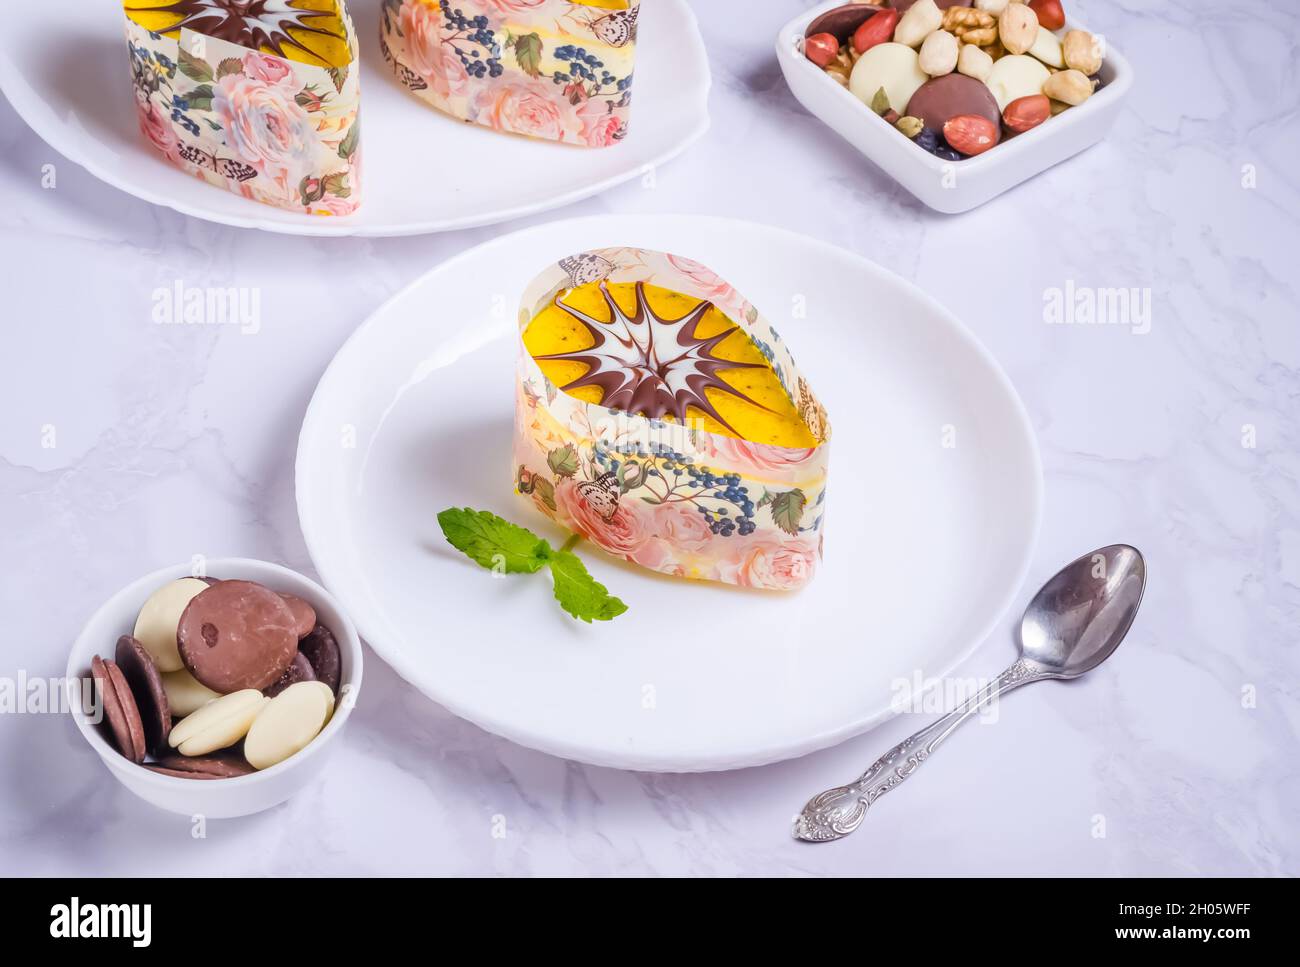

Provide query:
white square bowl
left=776, top=1, right=1134, bottom=213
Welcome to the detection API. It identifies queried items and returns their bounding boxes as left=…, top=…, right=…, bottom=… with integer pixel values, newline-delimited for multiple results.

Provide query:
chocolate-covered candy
left=298, top=624, right=341, bottom=695
left=114, top=635, right=172, bottom=755
left=806, top=2, right=885, bottom=42
left=905, top=73, right=1001, bottom=136
left=91, top=656, right=146, bottom=764
left=264, top=651, right=316, bottom=698
left=177, top=580, right=298, bottom=692
left=145, top=766, right=222, bottom=780
left=277, top=593, right=317, bottom=639
left=152, top=751, right=255, bottom=779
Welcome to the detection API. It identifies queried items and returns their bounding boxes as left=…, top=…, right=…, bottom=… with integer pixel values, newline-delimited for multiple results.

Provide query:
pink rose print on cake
left=213, top=74, right=317, bottom=192
left=240, top=51, right=297, bottom=91
left=399, top=0, right=470, bottom=101
left=718, top=538, right=819, bottom=591
left=474, top=79, right=580, bottom=143
left=654, top=503, right=714, bottom=553
left=556, top=479, right=655, bottom=561
left=136, top=97, right=180, bottom=164
left=700, top=436, right=820, bottom=478
left=666, top=255, right=740, bottom=304
left=577, top=100, right=628, bottom=148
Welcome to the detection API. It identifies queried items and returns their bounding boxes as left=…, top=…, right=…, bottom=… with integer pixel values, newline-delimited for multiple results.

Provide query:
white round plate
left=0, top=1, right=708, bottom=237
left=296, top=214, right=1043, bottom=771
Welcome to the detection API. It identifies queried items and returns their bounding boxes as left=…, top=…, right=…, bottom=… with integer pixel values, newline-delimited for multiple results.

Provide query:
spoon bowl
left=794, top=543, right=1147, bottom=842
left=1019, top=544, right=1146, bottom=679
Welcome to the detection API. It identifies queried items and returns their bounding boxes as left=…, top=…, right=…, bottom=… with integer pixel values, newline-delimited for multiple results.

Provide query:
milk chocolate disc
left=298, top=624, right=341, bottom=695
left=152, top=750, right=255, bottom=778
left=264, top=651, right=316, bottom=698
left=905, top=73, right=1002, bottom=136
left=144, top=766, right=222, bottom=780
left=806, top=2, right=885, bottom=42
left=114, top=635, right=172, bottom=755
left=177, top=580, right=298, bottom=693
left=91, top=656, right=146, bottom=763
left=277, top=593, right=317, bottom=639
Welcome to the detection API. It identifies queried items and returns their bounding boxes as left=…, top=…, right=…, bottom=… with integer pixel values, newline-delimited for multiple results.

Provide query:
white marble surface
left=2, top=0, right=1298, bottom=876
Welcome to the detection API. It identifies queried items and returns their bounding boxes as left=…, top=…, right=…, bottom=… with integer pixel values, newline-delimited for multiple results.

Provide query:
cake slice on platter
left=379, top=0, right=638, bottom=148
left=123, top=1, right=361, bottom=215
left=514, top=248, right=831, bottom=591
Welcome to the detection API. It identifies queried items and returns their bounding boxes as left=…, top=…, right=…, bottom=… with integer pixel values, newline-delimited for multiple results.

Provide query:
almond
left=1002, top=94, right=1051, bottom=133
left=852, top=9, right=900, bottom=54
left=943, top=114, right=1000, bottom=156
left=1028, top=0, right=1067, bottom=32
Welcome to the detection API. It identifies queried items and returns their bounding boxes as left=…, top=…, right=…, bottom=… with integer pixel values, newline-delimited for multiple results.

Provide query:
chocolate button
left=277, top=593, right=317, bottom=639
left=806, top=2, right=885, bottom=42
left=152, top=751, right=255, bottom=779
left=905, top=73, right=1002, bottom=136
left=264, top=651, right=316, bottom=698
left=298, top=624, right=341, bottom=695
left=177, top=581, right=298, bottom=693
left=114, top=635, right=172, bottom=755
left=91, top=656, right=145, bottom=764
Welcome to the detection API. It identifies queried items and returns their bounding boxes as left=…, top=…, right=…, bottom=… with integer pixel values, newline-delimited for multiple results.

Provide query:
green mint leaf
left=438, top=508, right=550, bottom=574
left=548, top=551, right=628, bottom=623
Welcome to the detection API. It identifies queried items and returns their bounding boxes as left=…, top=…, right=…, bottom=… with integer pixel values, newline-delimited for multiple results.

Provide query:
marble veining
left=0, top=0, right=1297, bottom=875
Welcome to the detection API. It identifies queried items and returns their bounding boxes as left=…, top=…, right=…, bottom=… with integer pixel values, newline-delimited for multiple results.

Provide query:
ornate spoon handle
left=793, top=658, right=1046, bottom=843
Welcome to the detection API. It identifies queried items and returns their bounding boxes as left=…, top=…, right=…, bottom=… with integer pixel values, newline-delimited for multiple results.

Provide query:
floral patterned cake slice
left=124, top=1, right=362, bottom=215
left=515, top=249, right=832, bottom=592
left=380, top=0, right=638, bottom=148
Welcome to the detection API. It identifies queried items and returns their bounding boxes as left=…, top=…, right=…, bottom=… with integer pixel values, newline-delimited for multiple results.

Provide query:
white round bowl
left=66, top=558, right=363, bottom=818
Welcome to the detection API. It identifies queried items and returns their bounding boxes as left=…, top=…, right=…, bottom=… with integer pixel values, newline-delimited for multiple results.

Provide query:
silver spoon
left=793, top=544, right=1146, bottom=843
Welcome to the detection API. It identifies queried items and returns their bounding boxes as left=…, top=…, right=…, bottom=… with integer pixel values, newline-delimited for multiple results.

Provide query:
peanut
left=1043, top=68, right=1094, bottom=106
left=919, top=30, right=960, bottom=76
left=975, top=0, right=1011, bottom=13
left=1063, top=29, right=1103, bottom=75
left=957, top=43, right=994, bottom=82
left=895, top=0, right=944, bottom=49
left=998, top=3, right=1039, bottom=56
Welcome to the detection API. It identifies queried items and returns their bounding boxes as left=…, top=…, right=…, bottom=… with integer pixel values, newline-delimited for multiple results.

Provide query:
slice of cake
left=380, top=0, right=638, bottom=147
left=514, top=249, right=831, bottom=591
left=123, top=1, right=362, bottom=215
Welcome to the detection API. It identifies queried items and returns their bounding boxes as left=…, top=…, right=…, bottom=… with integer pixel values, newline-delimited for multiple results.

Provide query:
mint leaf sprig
left=437, top=508, right=628, bottom=623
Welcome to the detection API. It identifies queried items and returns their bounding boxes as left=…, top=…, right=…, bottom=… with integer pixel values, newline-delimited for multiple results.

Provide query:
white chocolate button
left=161, top=668, right=222, bottom=717
left=168, top=689, right=266, bottom=756
left=1027, top=27, right=1065, bottom=69
left=849, top=43, right=929, bottom=118
left=984, top=54, right=1051, bottom=110
left=244, top=681, right=332, bottom=771
left=133, top=578, right=208, bottom=673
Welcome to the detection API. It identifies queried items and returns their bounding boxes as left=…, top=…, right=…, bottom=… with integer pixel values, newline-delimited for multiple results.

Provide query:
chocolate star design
left=534, top=282, right=773, bottom=435
left=126, top=0, right=342, bottom=61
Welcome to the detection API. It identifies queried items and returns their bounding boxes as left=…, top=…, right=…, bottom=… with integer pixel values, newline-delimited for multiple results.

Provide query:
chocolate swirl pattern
left=124, top=0, right=344, bottom=63
left=534, top=282, right=772, bottom=436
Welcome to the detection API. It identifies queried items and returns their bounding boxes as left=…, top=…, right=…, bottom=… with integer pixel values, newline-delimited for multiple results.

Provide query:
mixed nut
left=803, top=0, right=1107, bottom=161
